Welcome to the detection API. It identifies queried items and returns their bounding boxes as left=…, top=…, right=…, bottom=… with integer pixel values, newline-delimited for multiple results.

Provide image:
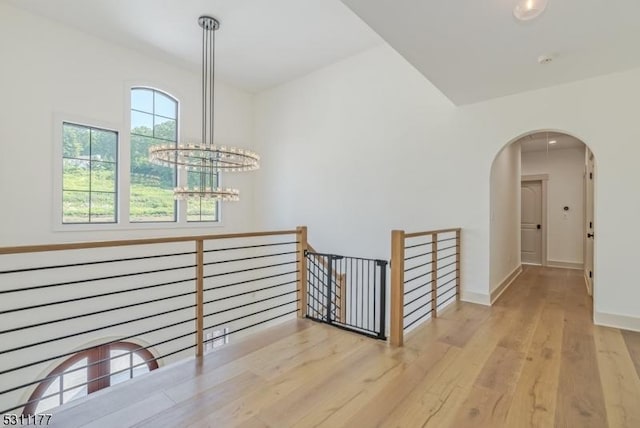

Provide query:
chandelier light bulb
left=513, top=0, right=548, bottom=21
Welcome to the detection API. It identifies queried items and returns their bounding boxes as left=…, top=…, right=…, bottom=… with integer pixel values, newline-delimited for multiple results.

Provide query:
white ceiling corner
left=342, top=0, right=640, bottom=105
left=6, top=0, right=384, bottom=92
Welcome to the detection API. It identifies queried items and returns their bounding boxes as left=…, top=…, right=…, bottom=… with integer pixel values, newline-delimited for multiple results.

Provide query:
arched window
left=24, top=342, right=158, bottom=414
left=130, top=87, right=179, bottom=222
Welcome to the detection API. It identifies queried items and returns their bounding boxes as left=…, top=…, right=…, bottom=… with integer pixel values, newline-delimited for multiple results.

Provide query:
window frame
left=23, top=342, right=158, bottom=415
left=60, top=122, right=119, bottom=225
left=52, top=82, right=226, bottom=231
left=129, top=87, right=178, bottom=224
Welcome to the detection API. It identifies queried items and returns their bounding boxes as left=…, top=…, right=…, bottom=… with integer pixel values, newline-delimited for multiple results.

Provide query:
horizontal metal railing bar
left=404, top=290, right=433, bottom=309
left=404, top=280, right=434, bottom=296
left=437, top=293, right=458, bottom=308
left=437, top=244, right=458, bottom=252
left=404, top=241, right=432, bottom=250
left=0, top=277, right=195, bottom=315
left=404, top=270, right=432, bottom=285
left=0, top=251, right=196, bottom=275
left=203, top=270, right=299, bottom=292
left=404, top=299, right=434, bottom=320
left=0, top=330, right=197, bottom=398
left=204, top=241, right=298, bottom=253
left=0, top=316, right=196, bottom=377
left=437, top=268, right=458, bottom=281
left=202, top=280, right=298, bottom=306
left=0, top=289, right=197, bottom=335
left=0, top=264, right=195, bottom=296
left=205, top=305, right=299, bottom=331
left=436, top=252, right=459, bottom=263
left=437, top=286, right=457, bottom=300
left=203, top=251, right=298, bottom=266
left=436, top=236, right=458, bottom=243
left=404, top=309, right=433, bottom=331
left=0, top=303, right=196, bottom=356
left=404, top=228, right=461, bottom=239
left=203, top=291, right=297, bottom=318
left=437, top=260, right=458, bottom=273
left=0, top=343, right=196, bottom=415
left=404, top=261, right=432, bottom=273
left=203, top=260, right=298, bottom=279
left=404, top=251, right=433, bottom=261
left=0, top=230, right=299, bottom=255
left=437, top=277, right=459, bottom=290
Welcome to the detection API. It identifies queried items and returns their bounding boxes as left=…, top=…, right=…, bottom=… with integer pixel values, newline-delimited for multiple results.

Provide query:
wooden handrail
left=0, top=229, right=299, bottom=255
left=404, top=228, right=461, bottom=239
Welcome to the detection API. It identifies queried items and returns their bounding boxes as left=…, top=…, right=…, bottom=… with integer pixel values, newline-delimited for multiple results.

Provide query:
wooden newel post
left=390, top=230, right=405, bottom=347
left=456, top=229, right=461, bottom=301
left=297, top=226, right=308, bottom=318
left=431, top=234, right=438, bottom=318
left=196, top=239, right=204, bottom=357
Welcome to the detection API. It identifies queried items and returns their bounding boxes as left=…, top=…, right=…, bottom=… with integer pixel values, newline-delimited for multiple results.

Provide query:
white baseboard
left=584, top=273, right=592, bottom=296
left=594, top=311, right=640, bottom=333
left=546, top=260, right=584, bottom=270
left=490, top=265, right=523, bottom=304
left=461, top=291, right=490, bottom=306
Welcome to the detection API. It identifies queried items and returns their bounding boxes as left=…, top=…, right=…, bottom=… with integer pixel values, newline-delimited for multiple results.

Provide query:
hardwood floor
left=50, top=266, right=640, bottom=427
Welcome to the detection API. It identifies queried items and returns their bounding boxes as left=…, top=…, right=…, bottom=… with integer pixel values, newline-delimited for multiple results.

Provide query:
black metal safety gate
left=305, top=251, right=387, bottom=340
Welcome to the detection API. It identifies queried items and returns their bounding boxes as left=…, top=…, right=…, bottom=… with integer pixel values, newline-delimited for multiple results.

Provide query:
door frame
left=521, top=174, right=548, bottom=266
left=583, top=149, right=595, bottom=296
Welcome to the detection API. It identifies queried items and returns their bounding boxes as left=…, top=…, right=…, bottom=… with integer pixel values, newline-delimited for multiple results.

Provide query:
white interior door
left=521, top=181, right=542, bottom=265
left=585, top=151, right=595, bottom=295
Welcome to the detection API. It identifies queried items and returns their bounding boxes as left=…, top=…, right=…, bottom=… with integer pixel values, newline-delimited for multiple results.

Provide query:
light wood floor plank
left=594, top=326, right=640, bottom=427
left=47, top=266, right=640, bottom=428
left=621, top=330, right=640, bottom=380
left=504, top=303, right=564, bottom=427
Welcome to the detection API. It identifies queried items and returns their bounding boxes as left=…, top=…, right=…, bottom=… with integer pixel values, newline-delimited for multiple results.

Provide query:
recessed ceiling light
left=514, top=0, right=549, bottom=21
left=548, top=140, right=557, bottom=144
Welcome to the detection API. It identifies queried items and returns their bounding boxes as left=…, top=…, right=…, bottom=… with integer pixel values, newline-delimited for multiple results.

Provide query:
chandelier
left=149, top=16, right=259, bottom=201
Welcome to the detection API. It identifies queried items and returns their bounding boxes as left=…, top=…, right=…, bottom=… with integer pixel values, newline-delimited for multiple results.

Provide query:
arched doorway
left=490, top=130, right=596, bottom=305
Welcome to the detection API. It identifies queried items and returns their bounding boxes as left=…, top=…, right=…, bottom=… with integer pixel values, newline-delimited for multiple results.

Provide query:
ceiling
left=8, top=1, right=640, bottom=103
left=5, top=0, right=383, bottom=92
left=519, top=132, right=585, bottom=153
left=342, top=0, right=640, bottom=105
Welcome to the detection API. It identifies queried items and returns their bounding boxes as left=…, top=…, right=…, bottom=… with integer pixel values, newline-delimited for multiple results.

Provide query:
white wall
left=490, top=143, right=521, bottom=293
left=0, top=2, right=256, bottom=247
left=522, top=147, right=586, bottom=266
left=253, top=43, right=640, bottom=328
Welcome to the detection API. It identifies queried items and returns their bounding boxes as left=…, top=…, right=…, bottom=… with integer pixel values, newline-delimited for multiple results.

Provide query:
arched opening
left=23, top=342, right=158, bottom=414
left=490, top=130, right=596, bottom=305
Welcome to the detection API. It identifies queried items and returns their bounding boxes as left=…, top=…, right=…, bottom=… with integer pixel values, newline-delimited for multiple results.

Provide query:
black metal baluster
left=326, top=255, right=333, bottom=324
left=378, top=260, right=387, bottom=340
